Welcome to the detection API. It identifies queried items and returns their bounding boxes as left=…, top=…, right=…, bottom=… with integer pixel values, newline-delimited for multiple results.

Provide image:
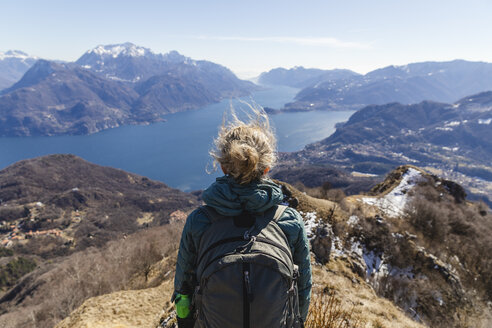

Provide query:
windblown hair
left=210, top=103, right=277, bottom=185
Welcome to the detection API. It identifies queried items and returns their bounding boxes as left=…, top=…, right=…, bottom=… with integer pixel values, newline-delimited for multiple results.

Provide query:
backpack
left=193, top=205, right=303, bottom=328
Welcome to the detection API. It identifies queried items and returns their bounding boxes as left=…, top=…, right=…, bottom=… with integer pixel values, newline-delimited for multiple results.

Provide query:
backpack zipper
left=244, top=270, right=253, bottom=302
left=243, top=262, right=251, bottom=328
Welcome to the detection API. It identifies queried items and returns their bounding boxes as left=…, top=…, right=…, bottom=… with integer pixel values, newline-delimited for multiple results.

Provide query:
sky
left=1, top=0, right=492, bottom=78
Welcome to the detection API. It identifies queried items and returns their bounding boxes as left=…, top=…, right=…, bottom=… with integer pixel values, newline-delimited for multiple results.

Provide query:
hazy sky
left=1, top=0, right=491, bottom=78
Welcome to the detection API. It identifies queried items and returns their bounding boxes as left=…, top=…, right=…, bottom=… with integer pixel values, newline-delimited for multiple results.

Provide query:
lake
left=0, top=86, right=353, bottom=191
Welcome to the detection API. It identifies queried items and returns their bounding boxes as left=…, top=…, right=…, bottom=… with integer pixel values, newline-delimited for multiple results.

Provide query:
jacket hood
left=202, top=176, right=284, bottom=216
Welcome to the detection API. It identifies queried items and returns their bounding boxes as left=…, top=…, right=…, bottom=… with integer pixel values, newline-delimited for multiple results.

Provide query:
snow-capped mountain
left=88, top=42, right=153, bottom=58
left=0, top=50, right=38, bottom=90
left=0, top=43, right=258, bottom=136
left=76, top=43, right=163, bottom=82
left=0, top=50, right=35, bottom=61
left=75, top=43, right=197, bottom=82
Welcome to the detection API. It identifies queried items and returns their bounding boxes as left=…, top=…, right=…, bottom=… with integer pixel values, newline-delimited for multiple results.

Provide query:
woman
left=173, top=106, right=311, bottom=328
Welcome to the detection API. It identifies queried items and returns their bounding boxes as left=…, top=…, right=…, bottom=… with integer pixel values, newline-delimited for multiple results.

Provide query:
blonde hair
left=210, top=103, right=277, bottom=185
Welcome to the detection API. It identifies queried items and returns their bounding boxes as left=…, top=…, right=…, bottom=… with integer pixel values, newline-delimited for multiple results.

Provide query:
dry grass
left=274, top=180, right=345, bottom=224
left=55, top=275, right=175, bottom=328
left=310, top=258, right=425, bottom=328
left=305, top=292, right=365, bottom=328
left=293, top=181, right=347, bottom=203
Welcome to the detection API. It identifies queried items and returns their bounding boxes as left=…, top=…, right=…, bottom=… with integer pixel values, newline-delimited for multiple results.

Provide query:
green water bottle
left=175, top=293, right=191, bottom=319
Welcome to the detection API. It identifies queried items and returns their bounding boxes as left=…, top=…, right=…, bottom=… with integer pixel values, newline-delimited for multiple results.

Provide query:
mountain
left=258, top=66, right=360, bottom=89
left=25, top=166, right=492, bottom=328
left=283, top=60, right=492, bottom=111
left=76, top=43, right=256, bottom=93
left=76, top=43, right=187, bottom=83
left=132, top=58, right=259, bottom=115
left=0, top=50, right=38, bottom=90
left=0, top=156, right=490, bottom=327
left=0, top=43, right=258, bottom=136
left=281, top=91, right=492, bottom=203
left=0, top=60, right=140, bottom=136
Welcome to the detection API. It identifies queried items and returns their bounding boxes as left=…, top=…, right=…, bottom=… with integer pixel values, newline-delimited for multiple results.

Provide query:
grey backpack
left=193, top=205, right=302, bottom=328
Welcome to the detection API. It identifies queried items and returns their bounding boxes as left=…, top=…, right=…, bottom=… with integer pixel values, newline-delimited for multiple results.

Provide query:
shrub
left=131, top=240, right=164, bottom=283
left=14, top=235, right=68, bottom=258
left=404, top=184, right=492, bottom=302
left=0, top=206, right=29, bottom=221
left=406, top=198, right=448, bottom=243
left=0, top=257, right=36, bottom=288
left=0, top=247, right=13, bottom=257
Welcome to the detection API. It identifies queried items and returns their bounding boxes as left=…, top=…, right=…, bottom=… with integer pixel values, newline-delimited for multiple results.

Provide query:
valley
left=3, top=1, right=492, bottom=327
left=0, top=85, right=352, bottom=192
left=1, top=45, right=491, bottom=328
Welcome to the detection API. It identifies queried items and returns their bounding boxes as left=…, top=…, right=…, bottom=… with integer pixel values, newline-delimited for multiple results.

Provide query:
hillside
left=1, top=156, right=490, bottom=327
left=52, top=166, right=492, bottom=328
left=290, top=166, right=491, bottom=327
left=0, top=43, right=258, bottom=136
left=0, top=154, right=199, bottom=327
left=0, top=154, right=198, bottom=253
left=281, top=91, right=492, bottom=204
left=279, top=60, right=492, bottom=112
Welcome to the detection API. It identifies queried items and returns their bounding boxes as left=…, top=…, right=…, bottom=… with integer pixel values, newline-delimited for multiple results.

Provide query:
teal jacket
left=174, top=176, right=312, bottom=321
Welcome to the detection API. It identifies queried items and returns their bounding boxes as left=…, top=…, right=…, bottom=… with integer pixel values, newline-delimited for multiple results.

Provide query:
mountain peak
left=0, top=50, right=37, bottom=61
left=87, top=42, right=153, bottom=58
left=1, top=59, right=65, bottom=95
left=24, top=59, right=61, bottom=76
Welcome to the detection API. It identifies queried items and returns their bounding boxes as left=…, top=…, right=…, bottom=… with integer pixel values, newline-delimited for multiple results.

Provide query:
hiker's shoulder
left=275, top=206, right=304, bottom=231
left=183, top=206, right=212, bottom=234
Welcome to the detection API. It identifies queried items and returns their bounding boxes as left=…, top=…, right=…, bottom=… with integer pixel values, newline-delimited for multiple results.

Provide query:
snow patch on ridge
left=300, top=211, right=319, bottom=239
left=106, top=74, right=142, bottom=83
left=445, top=121, right=461, bottom=127
left=351, top=241, right=414, bottom=284
left=347, top=215, right=359, bottom=226
left=361, top=167, right=423, bottom=218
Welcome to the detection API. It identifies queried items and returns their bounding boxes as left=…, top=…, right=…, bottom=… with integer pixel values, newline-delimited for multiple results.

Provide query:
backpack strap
left=272, top=204, right=288, bottom=222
